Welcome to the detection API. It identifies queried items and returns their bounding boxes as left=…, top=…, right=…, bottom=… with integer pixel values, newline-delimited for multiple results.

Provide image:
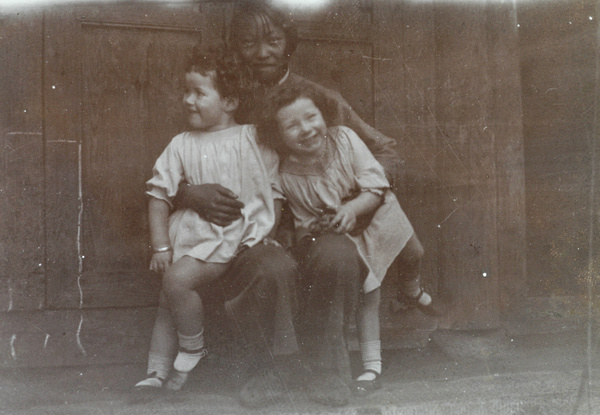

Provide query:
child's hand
left=331, top=205, right=357, bottom=234
left=262, top=236, right=281, bottom=248
left=150, top=252, right=172, bottom=273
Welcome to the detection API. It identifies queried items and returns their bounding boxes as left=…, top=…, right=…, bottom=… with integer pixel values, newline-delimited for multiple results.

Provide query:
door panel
left=45, top=4, right=202, bottom=308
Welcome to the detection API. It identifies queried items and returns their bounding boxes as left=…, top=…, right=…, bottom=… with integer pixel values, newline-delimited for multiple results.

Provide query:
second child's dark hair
left=186, top=45, right=255, bottom=102
left=257, top=83, right=336, bottom=157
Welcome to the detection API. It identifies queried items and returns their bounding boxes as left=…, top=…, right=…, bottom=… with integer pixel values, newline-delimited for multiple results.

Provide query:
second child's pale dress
left=280, top=126, right=413, bottom=293
left=146, top=124, right=282, bottom=263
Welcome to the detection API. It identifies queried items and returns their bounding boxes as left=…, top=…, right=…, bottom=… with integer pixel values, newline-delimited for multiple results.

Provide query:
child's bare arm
left=331, top=191, right=382, bottom=234
left=148, top=197, right=172, bottom=273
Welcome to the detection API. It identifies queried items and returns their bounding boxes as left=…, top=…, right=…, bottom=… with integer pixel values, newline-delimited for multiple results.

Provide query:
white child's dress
left=146, top=124, right=282, bottom=263
left=280, top=126, right=414, bottom=293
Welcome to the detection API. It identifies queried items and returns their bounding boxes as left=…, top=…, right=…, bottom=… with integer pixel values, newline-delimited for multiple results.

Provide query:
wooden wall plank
left=518, top=0, right=597, bottom=296
left=485, top=5, right=527, bottom=312
left=44, top=7, right=85, bottom=308
left=42, top=4, right=203, bottom=309
left=433, top=3, right=500, bottom=329
left=373, top=1, right=440, bottom=332
left=0, top=12, right=46, bottom=311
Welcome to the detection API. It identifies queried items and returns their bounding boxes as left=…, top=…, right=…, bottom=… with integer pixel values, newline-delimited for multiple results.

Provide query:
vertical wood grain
left=519, top=0, right=597, bottom=297
left=44, top=7, right=85, bottom=308
left=433, top=2, right=500, bottom=329
left=0, top=12, right=46, bottom=311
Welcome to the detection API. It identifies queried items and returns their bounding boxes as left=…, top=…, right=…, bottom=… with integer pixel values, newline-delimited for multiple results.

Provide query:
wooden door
left=44, top=4, right=203, bottom=311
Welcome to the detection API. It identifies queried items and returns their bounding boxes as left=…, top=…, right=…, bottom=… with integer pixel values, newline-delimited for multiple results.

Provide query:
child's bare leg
left=135, top=290, right=177, bottom=389
left=396, top=234, right=442, bottom=316
left=356, top=288, right=382, bottom=382
left=162, top=257, right=228, bottom=373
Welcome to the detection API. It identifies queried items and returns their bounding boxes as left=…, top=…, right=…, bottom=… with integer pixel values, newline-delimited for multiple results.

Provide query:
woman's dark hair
left=229, top=0, right=299, bottom=57
left=257, top=83, right=337, bottom=157
left=185, top=45, right=256, bottom=102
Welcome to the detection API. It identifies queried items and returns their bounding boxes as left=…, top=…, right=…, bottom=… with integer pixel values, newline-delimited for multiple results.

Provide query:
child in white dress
left=136, top=48, right=283, bottom=390
left=257, top=83, right=439, bottom=396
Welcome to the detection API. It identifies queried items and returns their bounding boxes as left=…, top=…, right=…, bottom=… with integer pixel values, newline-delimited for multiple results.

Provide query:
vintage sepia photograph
left=0, top=0, right=598, bottom=413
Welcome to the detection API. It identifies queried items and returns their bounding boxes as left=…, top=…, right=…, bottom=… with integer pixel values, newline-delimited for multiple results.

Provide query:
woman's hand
left=150, top=252, right=172, bottom=274
left=177, top=183, right=244, bottom=227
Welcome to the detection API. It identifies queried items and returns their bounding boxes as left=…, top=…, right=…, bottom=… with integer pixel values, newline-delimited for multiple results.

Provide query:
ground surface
left=1, top=327, right=599, bottom=415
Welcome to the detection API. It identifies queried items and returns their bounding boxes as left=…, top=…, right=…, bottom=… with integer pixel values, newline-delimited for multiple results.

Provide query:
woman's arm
left=173, top=182, right=244, bottom=227
left=148, top=197, right=172, bottom=273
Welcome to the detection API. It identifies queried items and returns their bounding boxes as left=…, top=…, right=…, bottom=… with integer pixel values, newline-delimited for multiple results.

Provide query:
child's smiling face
left=276, top=97, right=327, bottom=160
left=183, top=70, right=235, bottom=132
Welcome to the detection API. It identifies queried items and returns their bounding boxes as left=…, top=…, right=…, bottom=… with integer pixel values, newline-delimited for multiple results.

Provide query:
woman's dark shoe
left=353, top=369, right=382, bottom=397
left=397, top=288, right=443, bottom=317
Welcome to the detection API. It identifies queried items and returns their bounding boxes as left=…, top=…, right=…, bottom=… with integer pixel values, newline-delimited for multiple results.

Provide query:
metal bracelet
left=152, top=245, right=172, bottom=253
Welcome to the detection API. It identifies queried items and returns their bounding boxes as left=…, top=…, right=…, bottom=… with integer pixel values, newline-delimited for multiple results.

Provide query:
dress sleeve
left=261, top=145, right=285, bottom=200
left=146, top=135, right=185, bottom=208
left=338, top=126, right=390, bottom=195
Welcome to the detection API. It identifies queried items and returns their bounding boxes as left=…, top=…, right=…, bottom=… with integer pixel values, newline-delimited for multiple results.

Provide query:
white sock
left=147, top=352, right=171, bottom=381
left=134, top=352, right=171, bottom=387
left=174, top=331, right=206, bottom=373
left=358, top=340, right=381, bottom=381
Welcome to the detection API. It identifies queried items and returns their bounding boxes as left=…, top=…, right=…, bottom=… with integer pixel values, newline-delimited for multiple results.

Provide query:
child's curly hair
left=257, top=83, right=337, bottom=157
left=186, top=45, right=256, bottom=104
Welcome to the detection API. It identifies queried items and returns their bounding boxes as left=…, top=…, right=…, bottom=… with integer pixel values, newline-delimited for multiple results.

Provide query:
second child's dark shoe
left=352, top=369, right=382, bottom=397
left=397, top=288, right=443, bottom=317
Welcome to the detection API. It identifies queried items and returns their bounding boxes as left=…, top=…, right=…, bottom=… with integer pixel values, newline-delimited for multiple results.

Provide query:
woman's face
left=276, top=97, right=327, bottom=160
left=234, top=14, right=289, bottom=85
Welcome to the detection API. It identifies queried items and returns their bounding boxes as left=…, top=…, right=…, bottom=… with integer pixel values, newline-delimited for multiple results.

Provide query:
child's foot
left=165, top=369, right=189, bottom=391
left=397, top=288, right=442, bottom=316
left=173, top=347, right=208, bottom=373
left=353, top=369, right=382, bottom=397
left=134, top=371, right=164, bottom=390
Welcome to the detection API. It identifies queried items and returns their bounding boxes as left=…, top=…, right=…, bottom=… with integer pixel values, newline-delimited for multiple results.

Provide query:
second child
left=258, top=84, right=439, bottom=403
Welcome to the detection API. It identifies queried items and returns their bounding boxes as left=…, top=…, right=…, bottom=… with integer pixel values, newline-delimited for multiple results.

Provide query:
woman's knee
left=239, top=245, right=297, bottom=289
left=303, top=234, right=360, bottom=270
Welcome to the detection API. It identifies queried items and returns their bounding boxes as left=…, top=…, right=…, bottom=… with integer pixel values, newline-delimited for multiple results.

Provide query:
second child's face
left=276, top=97, right=327, bottom=160
left=183, top=71, right=232, bottom=132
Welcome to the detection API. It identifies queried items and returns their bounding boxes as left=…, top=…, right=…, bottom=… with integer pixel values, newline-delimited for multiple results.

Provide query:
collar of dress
left=278, top=69, right=290, bottom=85
left=280, top=129, right=337, bottom=176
